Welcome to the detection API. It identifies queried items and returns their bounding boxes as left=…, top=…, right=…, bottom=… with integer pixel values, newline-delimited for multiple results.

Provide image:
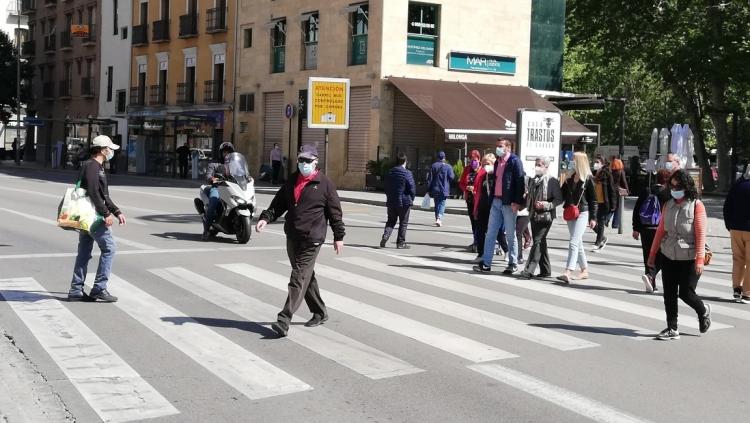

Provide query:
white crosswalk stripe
left=0, top=277, right=179, bottom=423
left=218, top=263, right=518, bottom=362
left=150, top=267, right=424, bottom=380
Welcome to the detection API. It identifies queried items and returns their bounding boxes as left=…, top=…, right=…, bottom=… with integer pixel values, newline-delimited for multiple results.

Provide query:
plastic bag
left=57, top=181, right=102, bottom=232
left=420, top=193, right=431, bottom=209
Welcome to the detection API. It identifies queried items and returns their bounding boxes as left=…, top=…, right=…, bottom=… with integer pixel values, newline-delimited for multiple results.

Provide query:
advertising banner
left=307, top=77, right=350, bottom=129
left=71, top=25, right=89, bottom=38
left=448, top=52, right=517, bottom=75
left=516, top=109, right=562, bottom=178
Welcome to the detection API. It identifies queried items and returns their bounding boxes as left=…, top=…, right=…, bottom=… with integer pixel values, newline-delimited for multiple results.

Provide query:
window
left=106, top=66, right=113, bottom=102
left=350, top=4, right=368, bottom=66
left=270, top=20, right=286, bottom=73
left=302, top=13, right=319, bottom=70
left=239, top=122, right=248, bottom=133
left=113, top=0, right=118, bottom=35
left=406, top=2, right=439, bottom=66
left=243, top=28, right=252, bottom=48
left=239, top=93, right=254, bottom=112
left=116, top=90, right=127, bottom=113
left=121, top=27, right=128, bottom=39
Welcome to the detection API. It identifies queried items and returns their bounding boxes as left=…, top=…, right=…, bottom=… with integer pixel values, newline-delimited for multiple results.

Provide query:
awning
left=388, top=77, right=597, bottom=143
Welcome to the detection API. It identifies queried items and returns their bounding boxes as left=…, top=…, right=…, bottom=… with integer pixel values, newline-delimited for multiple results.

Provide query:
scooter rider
left=202, top=142, right=235, bottom=240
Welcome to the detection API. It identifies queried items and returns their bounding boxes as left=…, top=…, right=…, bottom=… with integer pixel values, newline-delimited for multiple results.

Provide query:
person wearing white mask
left=255, top=144, right=346, bottom=337
left=723, top=162, right=750, bottom=303
left=520, top=157, right=563, bottom=279
left=470, top=154, right=507, bottom=262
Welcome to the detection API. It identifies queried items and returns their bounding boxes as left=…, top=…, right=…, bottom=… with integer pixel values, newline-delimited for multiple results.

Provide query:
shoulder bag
left=563, top=179, right=586, bottom=222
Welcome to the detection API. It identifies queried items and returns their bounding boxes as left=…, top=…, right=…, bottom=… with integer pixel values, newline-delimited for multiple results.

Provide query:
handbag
left=563, top=180, right=586, bottom=222
left=57, top=180, right=103, bottom=233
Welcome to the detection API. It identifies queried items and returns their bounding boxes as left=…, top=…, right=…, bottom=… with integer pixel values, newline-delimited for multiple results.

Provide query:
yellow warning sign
left=307, top=77, right=350, bottom=129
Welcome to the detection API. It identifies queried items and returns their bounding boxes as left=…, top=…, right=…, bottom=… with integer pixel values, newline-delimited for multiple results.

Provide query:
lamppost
left=15, top=0, right=22, bottom=165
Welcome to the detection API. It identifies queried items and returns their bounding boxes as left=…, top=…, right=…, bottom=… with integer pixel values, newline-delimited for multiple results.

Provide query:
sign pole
left=15, top=0, right=21, bottom=166
left=324, top=129, right=329, bottom=175
left=288, top=117, right=292, bottom=180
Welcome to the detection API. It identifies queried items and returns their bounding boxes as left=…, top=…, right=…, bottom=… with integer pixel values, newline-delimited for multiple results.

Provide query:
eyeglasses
left=298, top=157, right=315, bottom=164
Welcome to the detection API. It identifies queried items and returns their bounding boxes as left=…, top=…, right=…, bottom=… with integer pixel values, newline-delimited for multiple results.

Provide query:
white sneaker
left=642, top=274, right=654, bottom=293
left=435, top=219, right=442, bottom=227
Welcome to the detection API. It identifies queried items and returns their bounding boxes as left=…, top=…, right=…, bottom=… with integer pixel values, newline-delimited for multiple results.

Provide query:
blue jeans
left=565, top=211, right=589, bottom=271
left=204, top=186, right=220, bottom=231
left=482, top=199, right=518, bottom=267
left=69, top=224, right=116, bottom=296
left=433, top=193, right=447, bottom=220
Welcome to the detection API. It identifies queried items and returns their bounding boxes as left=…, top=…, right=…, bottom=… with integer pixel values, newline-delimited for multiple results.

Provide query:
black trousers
left=475, top=212, right=507, bottom=257
left=382, top=206, right=411, bottom=245
left=179, top=161, right=188, bottom=179
left=465, top=198, right=477, bottom=244
left=595, top=203, right=610, bottom=244
left=659, top=253, right=706, bottom=330
left=640, top=228, right=662, bottom=278
left=272, top=160, right=282, bottom=184
left=278, top=239, right=326, bottom=324
left=525, top=221, right=552, bottom=275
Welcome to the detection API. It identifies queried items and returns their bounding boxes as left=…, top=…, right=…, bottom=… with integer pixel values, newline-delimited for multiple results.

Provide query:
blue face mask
left=105, top=149, right=114, bottom=161
left=671, top=189, right=685, bottom=200
left=298, top=162, right=315, bottom=176
left=496, top=147, right=506, bottom=157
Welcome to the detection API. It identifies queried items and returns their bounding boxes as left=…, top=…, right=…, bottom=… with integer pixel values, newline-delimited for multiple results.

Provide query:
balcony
left=20, top=0, right=36, bottom=14
left=130, top=86, right=145, bottom=106
left=21, top=40, right=35, bottom=57
left=59, top=30, right=71, bottom=50
left=80, top=76, right=95, bottom=98
left=132, top=24, right=148, bottom=46
left=115, top=90, right=127, bottom=113
left=149, top=84, right=166, bottom=106
left=176, top=82, right=195, bottom=104
left=43, top=0, right=56, bottom=8
left=206, top=7, right=227, bottom=33
left=152, top=19, right=170, bottom=42
left=42, top=81, right=54, bottom=99
left=179, top=14, right=198, bottom=38
left=204, top=80, right=224, bottom=103
left=58, top=80, right=71, bottom=98
left=43, top=34, right=55, bottom=53
left=82, top=24, right=96, bottom=45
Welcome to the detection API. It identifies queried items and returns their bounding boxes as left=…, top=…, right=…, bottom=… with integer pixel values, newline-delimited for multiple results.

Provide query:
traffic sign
left=307, top=77, right=350, bottom=129
left=284, top=104, right=295, bottom=119
left=23, top=117, right=45, bottom=127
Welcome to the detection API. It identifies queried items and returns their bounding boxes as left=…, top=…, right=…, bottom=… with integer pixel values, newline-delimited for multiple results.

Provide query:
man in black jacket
left=67, top=135, right=126, bottom=302
left=380, top=153, right=415, bottom=249
left=255, top=144, right=345, bottom=337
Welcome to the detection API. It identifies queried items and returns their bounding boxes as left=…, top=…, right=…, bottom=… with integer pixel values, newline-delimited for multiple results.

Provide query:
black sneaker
left=67, top=293, right=93, bottom=302
left=379, top=237, right=388, bottom=248
left=88, top=290, right=118, bottom=302
left=396, top=243, right=411, bottom=249
left=519, top=271, right=533, bottom=280
left=599, top=237, right=608, bottom=250
left=473, top=263, right=491, bottom=273
left=655, top=328, right=680, bottom=340
left=502, top=265, right=518, bottom=275
left=733, top=287, right=743, bottom=302
left=699, top=304, right=712, bottom=334
left=538, top=272, right=552, bottom=278
left=272, top=321, right=289, bottom=337
left=201, top=230, right=210, bottom=241
left=304, top=314, right=329, bottom=327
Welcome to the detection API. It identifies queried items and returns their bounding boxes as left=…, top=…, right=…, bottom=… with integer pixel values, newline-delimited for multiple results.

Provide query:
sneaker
left=472, top=256, right=484, bottom=264
left=519, top=270, right=533, bottom=280
left=201, top=230, right=210, bottom=241
left=642, top=274, right=655, bottom=293
left=435, top=219, right=442, bottom=227
left=380, top=237, right=388, bottom=248
left=599, top=237, right=608, bottom=251
left=304, top=314, right=329, bottom=327
left=517, top=258, right=526, bottom=265
left=473, top=263, right=491, bottom=273
left=733, top=287, right=743, bottom=302
left=396, top=243, right=411, bottom=249
left=271, top=321, right=289, bottom=337
left=502, top=265, right=518, bottom=275
left=655, top=328, right=680, bottom=340
left=88, top=289, right=118, bottom=302
left=538, top=272, right=552, bottom=278
left=742, top=295, right=750, bottom=304
left=699, top=304, right=712, bottom=334
left=67, top=293, right=93, bottom=302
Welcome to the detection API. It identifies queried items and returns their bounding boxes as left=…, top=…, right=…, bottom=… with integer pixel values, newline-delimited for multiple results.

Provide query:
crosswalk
left=0, top=236, right=742, bottom=423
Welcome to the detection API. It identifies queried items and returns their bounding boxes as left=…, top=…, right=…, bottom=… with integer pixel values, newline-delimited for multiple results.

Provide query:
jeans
left=526, top=221, right=552, bottom=275
left=383, top=206, right=411, bottom=245
left=482, top=199, right=518, bottom=267
left=433, top=193, right=447, bottom=220
left=475, top=210, right=507, bottom=257
left=69, top=224, right=116, bottom=296
left=515, top=215, right=531, bottom=262
left=660, top=253, right=706, bottom=330
left=564, top=211, right=589, bottom=271
left=204, top=186, right=221, bottom=231
left=278, top=239, right=326, bottom=324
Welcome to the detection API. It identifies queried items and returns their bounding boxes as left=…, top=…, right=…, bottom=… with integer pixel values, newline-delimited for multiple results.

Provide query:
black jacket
left=561, top=174, right=598, bottom=217
left=594, top=167, right=618, bottom=212
left=724, top=177, right=750, bottom=232
left=260, top=171, right=345, bottom=243
left=385, top=165, right=416, bottom=208
left=79, top=159, right=121, bottom=218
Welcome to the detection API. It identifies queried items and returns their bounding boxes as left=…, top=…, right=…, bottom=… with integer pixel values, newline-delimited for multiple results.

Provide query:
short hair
left=497, top=138, right=512, bottom=149
left=536, top=156, right=551, bottom=167
left=482, top=153, right=496, bottom=165
left=396, top=152, right=408, bottom=165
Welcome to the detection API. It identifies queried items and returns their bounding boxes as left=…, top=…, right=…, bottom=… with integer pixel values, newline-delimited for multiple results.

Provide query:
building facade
left=127, top=0, right=235, bottom=176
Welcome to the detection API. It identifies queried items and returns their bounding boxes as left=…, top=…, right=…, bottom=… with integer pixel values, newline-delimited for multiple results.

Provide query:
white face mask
left=483, top=164, right=494, bottom=174
left=105, top=149, right=114, bottom=161
left=534, top=166, right=544, bottom=176
left=665, top=161, right=674, bottom=171
left=593, top=163, right=602, bottom=171
left=298, top=161, right=316, bottom=176
left=495, top=147, right=506, bottom=157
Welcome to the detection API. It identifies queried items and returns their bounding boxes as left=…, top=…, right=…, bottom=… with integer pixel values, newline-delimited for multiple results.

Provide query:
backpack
left=639, top=194, right=661, bottom=226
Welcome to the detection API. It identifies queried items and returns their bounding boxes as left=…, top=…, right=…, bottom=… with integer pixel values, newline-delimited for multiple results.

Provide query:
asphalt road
left=0, top=168, right=746, bottom=423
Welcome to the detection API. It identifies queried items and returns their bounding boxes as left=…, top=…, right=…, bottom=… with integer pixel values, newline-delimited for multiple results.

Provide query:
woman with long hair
left=610, top=156, right=629, bottom=230
left=647, top=170, right=711, bottom=340
left=459, top=150, right=482, bottom=252
left=472, top=154, right=507, bottom=262
left=557, top=152, right=598, bottom=283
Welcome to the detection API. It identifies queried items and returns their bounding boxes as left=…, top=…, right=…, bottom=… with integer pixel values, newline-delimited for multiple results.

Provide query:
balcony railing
left=206, top=7, right=227, bottom=33
left=81, top=76, right=95, bottom=97
left=132, top=24, right=148, bottom=45
left=43, top=34, right=55, bottom=53
left=20, top=0, right=36, bottom=14
left=82, top=24, right=96, bottom=45
left=59, top=30, right=71, bottom=49
left=152, top=19, right=169, bottom=42
left=21, top=40, right=35, bottom=57
left=204, top=80, right=224, bottom=103
left=149, top=84, right=167, bottom=105
left=58, top=80, right=71, bottom=98
left=130, top=86, right=145, bottom=106
left=176, top=82, right=195, bottom=104
left=43, top=0, right=56, bottom=7
left=42, top=81, right=54, bottom=98
left=179, top=14, right=198, bottom=38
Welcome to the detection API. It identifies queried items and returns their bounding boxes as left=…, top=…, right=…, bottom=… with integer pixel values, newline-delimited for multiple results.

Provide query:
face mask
left=665, top=162, right=674, bottom=171
left=496, top=147, right=506, bottom=157
left=568, top=162, right=575, bottom=170
left=671, top=189, right=685, bottom=200
left=105, top=149, right=114, bottom=161
left=593, top=163, right=602, bottom=171
left=483, top=164, right=494, bottom=174
left=534, top=166, right=544, bottom=176
left=298, top=162, right=315, bottom=176
left=470, top=160, right=479, bottom=170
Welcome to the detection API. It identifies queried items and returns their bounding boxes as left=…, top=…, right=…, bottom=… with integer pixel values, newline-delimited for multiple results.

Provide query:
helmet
left=219, top=142, right=234, bottom=154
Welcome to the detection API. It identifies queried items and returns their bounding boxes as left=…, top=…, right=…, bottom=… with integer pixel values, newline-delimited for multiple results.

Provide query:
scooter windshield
left=226, top=152, right=250, bottom=188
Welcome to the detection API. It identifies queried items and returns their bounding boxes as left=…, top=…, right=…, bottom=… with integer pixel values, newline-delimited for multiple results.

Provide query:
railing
left=42, top=81, right=54, bottom=98
left=206, top=7, right=227, bottom=33
left=149, top=84, right=166, bottom=105
left=82, top=24, right=96, bottom=44
left=204, top=80, right=223, bottom=103
left=132, top=24, right=148, bottom=45
left=58, top=80, right=71, bottom=97
left=130, top=86, right=145, bottom=106
left=20, top=0, right=36, bottom=14
left=21, top=40, right=35, bottom=56
left=59, top=30, right=71, bottom=49
left=179, top=13, right=198, bottom=37
left=176, top=82, right=195, bottom=104
left=80, top=77, right=95, bottom=97
left=152, top=19, right=169, bottom=42
left=43, top=34, right=55, bottom=52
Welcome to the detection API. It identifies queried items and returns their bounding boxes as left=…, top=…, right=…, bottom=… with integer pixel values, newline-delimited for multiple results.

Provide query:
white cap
left=92, top=135, right=120, bottom=150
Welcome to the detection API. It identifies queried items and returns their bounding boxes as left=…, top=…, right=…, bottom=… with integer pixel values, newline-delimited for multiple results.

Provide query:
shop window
left=239, top=93, right=255, bottom=112
left=271, top=20, right=286, bottom=73
left=349, top=4, right=368, bottom=66
left=406, top=2, right=439, bottom=66
left=243, top=28, right=252, bottom=48
left=302, top=13, right=318, bottom=70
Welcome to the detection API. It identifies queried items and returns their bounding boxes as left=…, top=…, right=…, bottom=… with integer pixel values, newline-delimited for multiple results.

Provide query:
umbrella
left=682, top=124, right=695, bottom=168
left=670, top=123, right=684, bottom=165
left=658, top=128, right=670, bottom=169
left=646, top=128, right=658, bottom=173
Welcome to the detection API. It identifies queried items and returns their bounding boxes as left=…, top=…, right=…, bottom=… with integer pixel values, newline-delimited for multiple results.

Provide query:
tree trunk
left=708, top=82, right=733, bottom=192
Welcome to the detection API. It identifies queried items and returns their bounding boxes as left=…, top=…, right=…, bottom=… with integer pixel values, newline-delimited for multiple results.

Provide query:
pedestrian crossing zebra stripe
left=218, top=263, right=518, bottom=363
left=297, top=262, right=598, bottom=351
left=0, top=277, right=179, bottom=423
left=339, top=256, right=654, bottom=340
left=150, top=267, right=424, bottom=380
left=103, top=273, right=312, bottom=400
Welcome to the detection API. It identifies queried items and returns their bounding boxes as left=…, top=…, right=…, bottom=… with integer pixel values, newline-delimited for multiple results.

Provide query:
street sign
left=71, top=25, right=90, bottom=38
left=284, top=104, right=295, bottom=119
left=516, top=109, right=562, bottom=178
left=23, top=117, right=45, bottom=127
left=307, top=77, right=350, bottom=129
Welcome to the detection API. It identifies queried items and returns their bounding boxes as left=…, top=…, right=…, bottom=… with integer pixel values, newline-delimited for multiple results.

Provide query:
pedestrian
left=426, top=151, right=454, bottom=227
left=557, top=152, right=597, bottom=283
left=459, top=150, right=482, bottom=251
left=67, top=135, right=126, bottom=303
left=473, top=138, right=526, bottom=274
left=176, top=143, right=190, bottom=179
left=270, top=143, right=283, bottom=185
left=255, top=144, right=345, bottom=337
left=609, top=156, right=629, bottom=229
left=592, top=155, right=617, bottom=251
left=723, top=163, right=750, bottom=303
left=520, top=157, right=563, bottom=279
left=515, top=176, right=533, bottom=265
left=647, top=170, right=711, bottom=340
left=471, top=154, right=508, bottom=263
left=628, top=156, right=642, bottom=196
left=632, top=170, right=670, bottom=293
left=380, top=153, right=415, bottom=249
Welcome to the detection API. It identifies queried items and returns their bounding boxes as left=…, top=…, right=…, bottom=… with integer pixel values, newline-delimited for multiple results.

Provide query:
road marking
left=298, top=262, right=598, bottom=351
left=106, top=273, right=311, bottom=400
left=151, top=267, right=423, bottom=380
left=219, top=263, right=517, bottom=363
left=0, top=246, right=288, bottom=260
left=0, top=277, right=179, bottom=422
left=341, top=256, right=653, bottom=339
left=469, top=363, right=653, bottom=423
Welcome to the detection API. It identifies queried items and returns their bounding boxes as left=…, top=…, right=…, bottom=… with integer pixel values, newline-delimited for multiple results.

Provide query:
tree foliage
left=0, top=30, right=34, bottom=125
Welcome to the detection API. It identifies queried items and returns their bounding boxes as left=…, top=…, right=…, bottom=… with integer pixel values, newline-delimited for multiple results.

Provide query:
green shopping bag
left=57, top=180, right=103, bottom=233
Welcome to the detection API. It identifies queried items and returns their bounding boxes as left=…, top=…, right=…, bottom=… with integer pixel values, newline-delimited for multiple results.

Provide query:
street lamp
left=15, top=0, right=22, bottom=166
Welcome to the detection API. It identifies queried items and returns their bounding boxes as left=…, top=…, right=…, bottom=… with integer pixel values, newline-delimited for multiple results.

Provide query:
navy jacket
left=385, top=165, right=416, bottom=208
left=493, top=154, right=526, bottom=206
left=427, top=161, right=455, bottom=197
left=724, top=177, right=750, bottom=232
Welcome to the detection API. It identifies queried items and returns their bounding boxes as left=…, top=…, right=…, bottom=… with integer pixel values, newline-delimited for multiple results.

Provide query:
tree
left=0, top=30, right=33, bottom=125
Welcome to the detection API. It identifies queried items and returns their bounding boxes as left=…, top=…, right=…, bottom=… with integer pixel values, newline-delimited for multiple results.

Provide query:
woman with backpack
left=632, top=170, right=670, bottom=293
left=647, top=170, right=711, bottom=340
left=557, top=152, right=598, bottom=284
left=592, top=155, right=618, bottom=251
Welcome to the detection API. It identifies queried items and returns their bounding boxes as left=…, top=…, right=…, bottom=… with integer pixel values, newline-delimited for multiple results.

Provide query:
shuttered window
left=346, top=86, right=371, bottom=172
left=263, top=92, right=284, bottom=164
